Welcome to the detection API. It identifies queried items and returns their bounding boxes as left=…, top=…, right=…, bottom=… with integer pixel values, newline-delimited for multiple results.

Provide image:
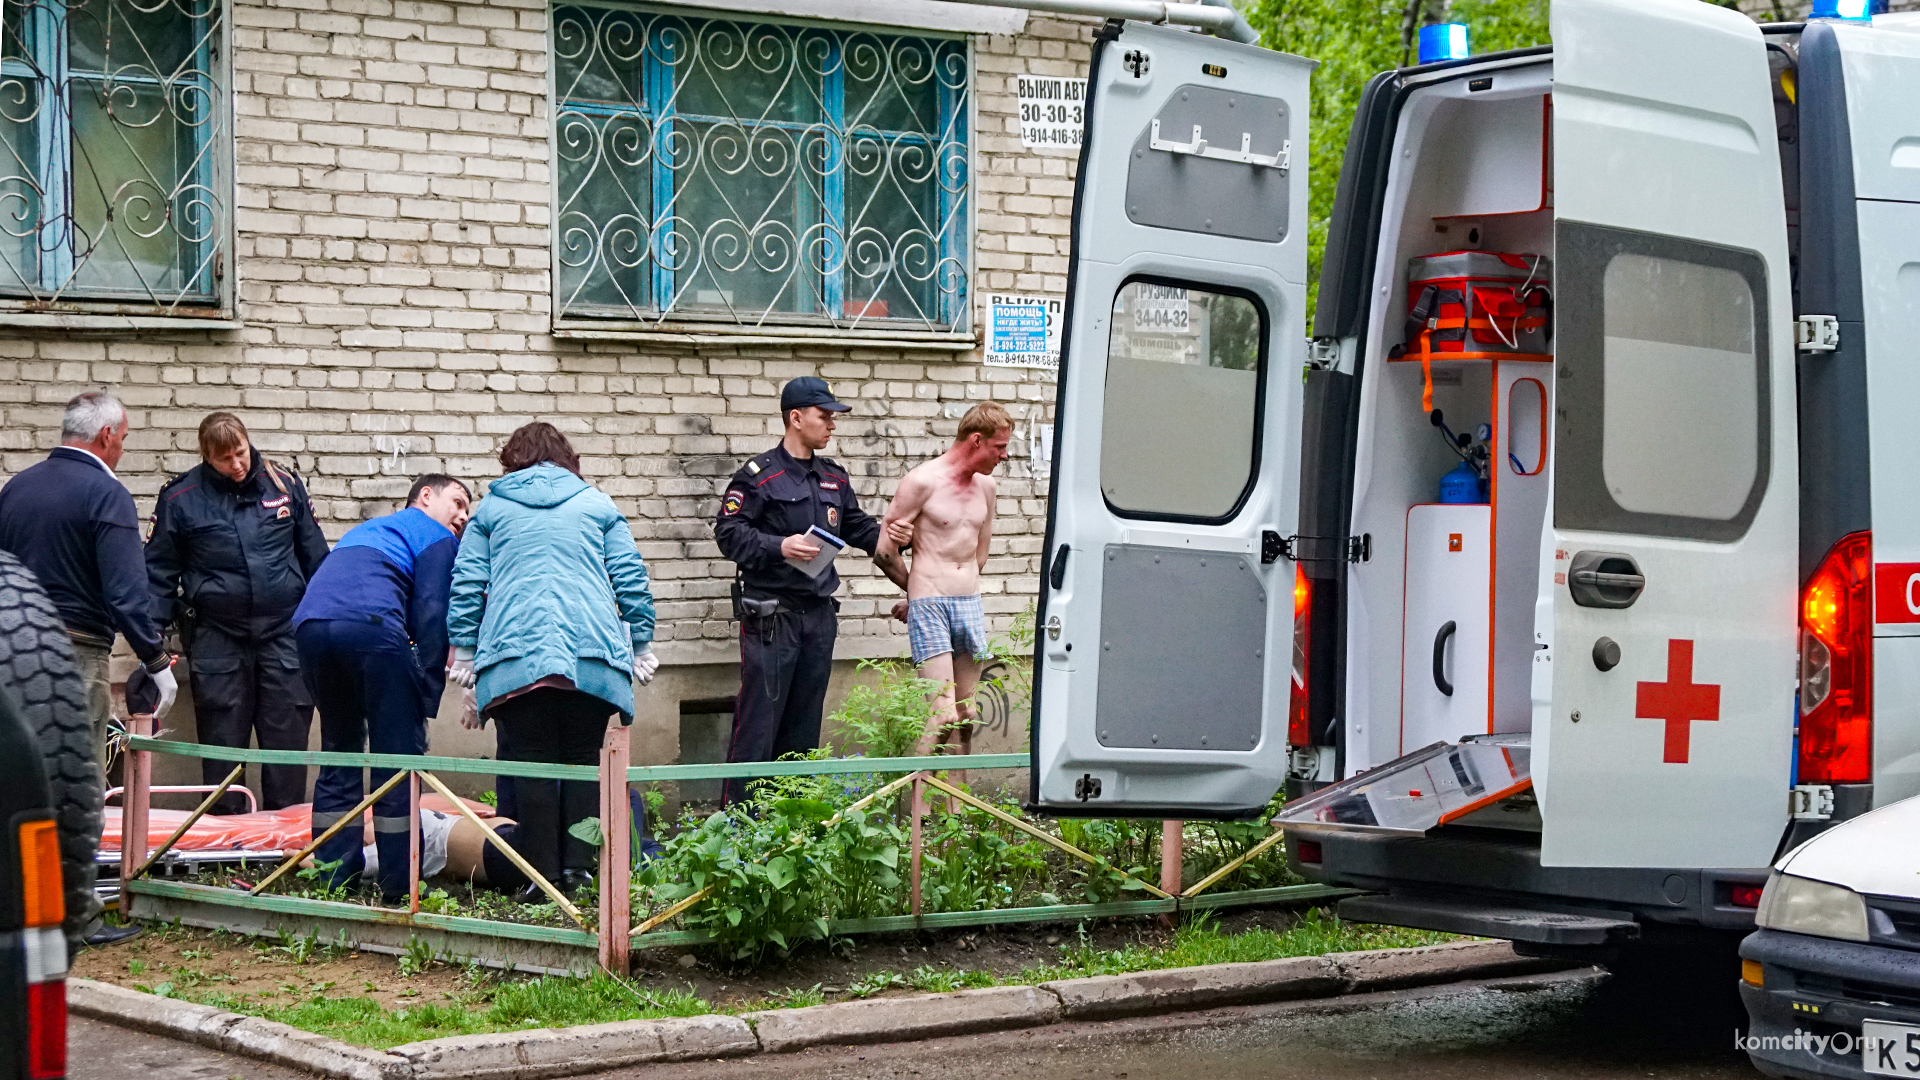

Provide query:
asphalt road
left=68, top=965, right=1767, bottom=1080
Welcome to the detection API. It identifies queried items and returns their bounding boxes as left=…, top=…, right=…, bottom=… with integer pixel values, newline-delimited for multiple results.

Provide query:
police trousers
left=726, top=601, right=837, bottom=807
left=189, top=625, right=313, bottom=813
left=296, top=618, right=427, bottom=900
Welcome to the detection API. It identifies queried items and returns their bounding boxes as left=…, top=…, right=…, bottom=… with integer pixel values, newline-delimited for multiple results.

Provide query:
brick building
left=0, top=0, right=1095, bottom=787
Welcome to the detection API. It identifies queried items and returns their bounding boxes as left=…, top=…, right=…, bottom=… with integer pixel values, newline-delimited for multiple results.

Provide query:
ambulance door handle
left=1049, top=544, right=1070, bottom=590
left=1568, top=551, right=1646, bottom=609
left=1432, top=621, right=1456, bottom=697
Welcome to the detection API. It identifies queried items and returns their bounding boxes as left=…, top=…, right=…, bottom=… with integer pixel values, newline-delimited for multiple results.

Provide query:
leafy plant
left=828, top=659, right=945, bottom=759
left=843, top=970, right=906, bottom=999
left=271, top=929, right=324, bottom=966
left=418, top=888, right=460, bottom=916
left=397, top=937, right=435, bottom=978
left=761, top=984, right=825, bottom=1009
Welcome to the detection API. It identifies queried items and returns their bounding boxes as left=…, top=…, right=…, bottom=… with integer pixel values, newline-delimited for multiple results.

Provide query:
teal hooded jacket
left=446, top=464, right=655, bottom=720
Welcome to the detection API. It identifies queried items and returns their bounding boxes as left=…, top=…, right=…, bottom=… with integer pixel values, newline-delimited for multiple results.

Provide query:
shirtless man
left=875, top=402, right=1014, bottom=755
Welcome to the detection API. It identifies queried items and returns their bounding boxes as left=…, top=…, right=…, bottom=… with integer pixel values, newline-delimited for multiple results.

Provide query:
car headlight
left=1754, top=871, right=1870, bottom=942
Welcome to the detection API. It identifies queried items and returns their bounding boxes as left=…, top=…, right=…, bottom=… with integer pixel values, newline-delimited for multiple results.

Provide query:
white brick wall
left=0, top=3, right=1095, bottom=677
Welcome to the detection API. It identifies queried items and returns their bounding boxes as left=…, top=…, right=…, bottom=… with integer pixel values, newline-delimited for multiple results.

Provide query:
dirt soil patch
left=74, top=906, right=1370, bottom=1014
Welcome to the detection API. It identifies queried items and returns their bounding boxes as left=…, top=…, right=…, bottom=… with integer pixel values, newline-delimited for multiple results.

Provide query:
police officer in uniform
left=714, top=378, right=900, bottom=806
left=146, top=412, right=330, bottom=812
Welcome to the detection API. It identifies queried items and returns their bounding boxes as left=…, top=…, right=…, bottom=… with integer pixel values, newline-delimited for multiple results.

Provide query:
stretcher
left=98, top=793, right=496, bottom=860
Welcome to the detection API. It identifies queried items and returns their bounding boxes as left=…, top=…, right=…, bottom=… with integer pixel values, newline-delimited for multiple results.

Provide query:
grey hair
left=61, top=391, right=127, bottom=442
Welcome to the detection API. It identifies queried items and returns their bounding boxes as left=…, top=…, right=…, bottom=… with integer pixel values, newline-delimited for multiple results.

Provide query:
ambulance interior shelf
left=1391, top=250, right=1553, bottom=758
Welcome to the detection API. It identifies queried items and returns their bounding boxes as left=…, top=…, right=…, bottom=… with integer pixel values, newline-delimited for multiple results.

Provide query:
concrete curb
left=68, top=979, right=411, bottom=1080
left=744, top=984, right=1061, bottom=1053
left=73, top=939, right=1572, bottom=1078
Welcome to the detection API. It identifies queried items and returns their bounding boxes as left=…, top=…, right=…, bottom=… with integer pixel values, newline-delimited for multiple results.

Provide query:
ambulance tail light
left=1800, top=531, right=1872, bottom=784
left=1288, top=566, right=1311, bottom=747
left=21, top=816, right=68, bottom=1079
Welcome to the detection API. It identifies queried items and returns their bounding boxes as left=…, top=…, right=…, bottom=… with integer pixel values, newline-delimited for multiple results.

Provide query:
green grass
left=186, top=972, right=710, bottom=1049
left=1016, top=909, right=1459, bottom=983
left=167, top=910, right=1458, bottom=1048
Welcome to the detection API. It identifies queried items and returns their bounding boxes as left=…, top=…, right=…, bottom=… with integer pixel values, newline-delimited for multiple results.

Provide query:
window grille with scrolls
left=553, top=5, right=970, bottom=333
left=0, top=0, right=228, bottom=314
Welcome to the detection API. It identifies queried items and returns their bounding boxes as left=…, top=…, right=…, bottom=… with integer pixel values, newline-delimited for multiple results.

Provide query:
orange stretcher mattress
left=100, top=796, right=495, bottom=857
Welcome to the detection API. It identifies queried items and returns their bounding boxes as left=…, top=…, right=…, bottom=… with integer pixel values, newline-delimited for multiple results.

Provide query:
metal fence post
left=599, top=717, right=631, bottom=974
left=1160, top=820, right=1183, bottom=925
left=910, top=773, right=925, bottom=919
left=119, top=714, right=153, bottom=916
left=408, top=771, right=421, bottom=914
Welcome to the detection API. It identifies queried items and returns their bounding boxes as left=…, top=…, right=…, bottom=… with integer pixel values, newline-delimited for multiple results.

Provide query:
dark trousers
left=297, top=618, right=427, bottom=900
left=726, top=603, right=837, bottom=806
left=189, top=625, right=313, bottom=813
left=490, top=688, right=612, bottom=883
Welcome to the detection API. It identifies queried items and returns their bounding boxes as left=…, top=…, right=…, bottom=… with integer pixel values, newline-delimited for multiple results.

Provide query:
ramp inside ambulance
left=1273, top=737, right=1643, bottom=948
left=1271, top=735, right=1531, bottom=837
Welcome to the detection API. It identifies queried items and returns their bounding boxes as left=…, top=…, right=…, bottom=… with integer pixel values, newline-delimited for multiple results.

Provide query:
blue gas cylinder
left=1438, top=461, right=1486, bottom=504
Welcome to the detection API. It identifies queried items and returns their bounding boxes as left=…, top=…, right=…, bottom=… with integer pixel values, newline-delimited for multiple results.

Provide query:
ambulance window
left=1601, top=254, right=1757, bottom=519
left=1555, top=223, right=1770, bottom=542
left=1101, top=280, right=1266, bottom=521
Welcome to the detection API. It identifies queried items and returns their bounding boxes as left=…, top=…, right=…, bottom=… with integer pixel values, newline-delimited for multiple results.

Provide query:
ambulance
left=1028, top=0, right=1920, bottom=954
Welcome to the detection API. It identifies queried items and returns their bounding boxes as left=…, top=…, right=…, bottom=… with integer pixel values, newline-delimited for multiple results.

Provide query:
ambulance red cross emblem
left=1635, top=639, right=1721, bottom=764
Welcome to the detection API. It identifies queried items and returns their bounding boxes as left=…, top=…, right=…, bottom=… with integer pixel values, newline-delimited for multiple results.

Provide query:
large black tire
left=0, top=551, right=99, bottom=942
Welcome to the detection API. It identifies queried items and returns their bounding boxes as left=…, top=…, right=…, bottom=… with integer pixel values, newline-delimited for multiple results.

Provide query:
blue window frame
left=554, top=5, right=970, bottom=331
left=0, top=0, right=226, bottom=309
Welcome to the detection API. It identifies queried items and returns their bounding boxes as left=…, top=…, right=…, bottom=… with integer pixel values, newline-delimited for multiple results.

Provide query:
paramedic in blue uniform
left=713, top=377, right=898, bottom=806
left=291, top=475, right=471, bottom=902
left=146, top=412, right=330, bottom=813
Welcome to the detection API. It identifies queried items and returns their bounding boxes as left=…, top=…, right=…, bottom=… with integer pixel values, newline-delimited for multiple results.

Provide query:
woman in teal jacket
left=445, top=422, right=656, bottom=899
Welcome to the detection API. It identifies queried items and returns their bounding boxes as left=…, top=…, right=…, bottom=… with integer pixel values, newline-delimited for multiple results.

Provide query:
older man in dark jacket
left=0, top=390, right=176, bottom=947
left=146, top=412, right=330, bottom=812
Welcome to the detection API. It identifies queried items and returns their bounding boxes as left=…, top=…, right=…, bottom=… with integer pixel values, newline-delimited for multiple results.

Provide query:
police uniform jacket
left=146, top=448, right=330, bottom=642
left=714, top=444, right=881, bottom=605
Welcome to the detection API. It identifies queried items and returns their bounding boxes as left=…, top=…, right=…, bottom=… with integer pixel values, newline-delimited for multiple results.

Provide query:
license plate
left=1864, top=1020, right=1920, bottom=1076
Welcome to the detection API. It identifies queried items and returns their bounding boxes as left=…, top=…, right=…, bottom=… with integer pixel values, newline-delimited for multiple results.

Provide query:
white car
left=1741, top=796, right=1920, bottom=1079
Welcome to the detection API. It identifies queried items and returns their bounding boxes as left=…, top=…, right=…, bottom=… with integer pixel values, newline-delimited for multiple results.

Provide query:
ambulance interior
left=1282, top=64, right=1558, bottom=836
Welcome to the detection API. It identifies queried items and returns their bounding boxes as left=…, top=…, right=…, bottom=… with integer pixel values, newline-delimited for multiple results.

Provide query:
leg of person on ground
left=725, top=612, right=798, bottom=808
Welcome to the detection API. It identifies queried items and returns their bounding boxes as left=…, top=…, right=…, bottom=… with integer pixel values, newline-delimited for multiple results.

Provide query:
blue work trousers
left=297, top=618, right=428, bottom=900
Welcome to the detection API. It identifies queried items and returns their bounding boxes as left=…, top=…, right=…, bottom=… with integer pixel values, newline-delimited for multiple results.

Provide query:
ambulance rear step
left=1271, top=734, right=1531, bottom=837
left=1336, top=893, right=1640, bottom=947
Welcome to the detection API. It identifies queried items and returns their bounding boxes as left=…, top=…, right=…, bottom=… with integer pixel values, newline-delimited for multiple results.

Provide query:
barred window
left=553, top=6, right=970, bottom=331
left=0, top=0, right=228, bottom=311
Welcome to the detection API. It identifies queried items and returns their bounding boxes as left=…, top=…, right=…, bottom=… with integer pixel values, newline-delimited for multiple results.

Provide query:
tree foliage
left=1241, top=0, right=1550, bottom=324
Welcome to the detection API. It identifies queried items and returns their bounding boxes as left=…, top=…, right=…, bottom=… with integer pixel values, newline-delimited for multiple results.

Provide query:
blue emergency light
left=1810, top=0, right=1870, bottom=20
left=1418, top=23, right=1470, bottom=63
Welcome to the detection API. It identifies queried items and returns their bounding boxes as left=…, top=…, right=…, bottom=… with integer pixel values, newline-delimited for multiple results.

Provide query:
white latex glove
left=149, top=663, right=179, bottom=720
left=632, top=645, right=660, bottom=686
left=459, top=687, right=483, bottom=730
left=447, top=645, right=476, bottom=689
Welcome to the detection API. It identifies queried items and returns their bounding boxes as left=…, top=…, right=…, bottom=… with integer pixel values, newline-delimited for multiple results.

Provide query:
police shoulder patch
left=722, top=490, right=744, bottom=516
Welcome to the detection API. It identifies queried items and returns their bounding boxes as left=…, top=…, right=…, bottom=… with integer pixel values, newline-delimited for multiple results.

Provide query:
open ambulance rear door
left=1029, top=23, right=1313, bottom=818
left=1537, top=0, right=1797, bottom=868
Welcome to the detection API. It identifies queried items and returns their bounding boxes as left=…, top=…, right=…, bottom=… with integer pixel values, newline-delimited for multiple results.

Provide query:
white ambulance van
left=1029, top=0, right=1920, bottom=955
